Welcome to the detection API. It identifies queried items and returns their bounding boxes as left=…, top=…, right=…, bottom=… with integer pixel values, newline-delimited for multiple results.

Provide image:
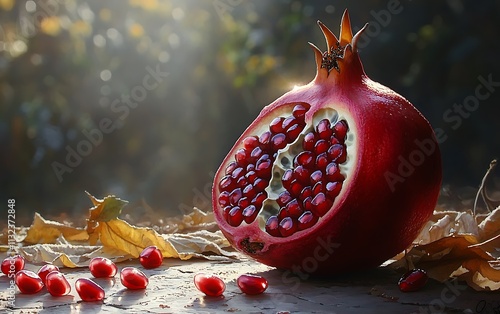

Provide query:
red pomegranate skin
left=212, top=11, right=441, bottom=274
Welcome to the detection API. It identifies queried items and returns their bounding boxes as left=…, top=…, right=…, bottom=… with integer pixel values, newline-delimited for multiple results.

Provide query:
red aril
left=120, top=267, right=148, bottom=290
left=15, top=270, right=43, bottom=294
left=139, top=246, right=163, bottom=269
left=37, top=264, right=59, bottom=285
left=212, top=10, right=442, bottom=274
left=193, top=273, right=225, bottom=297
left=237, top=274, right=268, bottom=295
left=1, top=255, right=25, bottom=275
left=398, top=269, right=428, bottom=292
left=45, top=271, right=71, bottom=296
left=89, top=257, right=117, bottom=278
left=75, top=278, right=105, bottom=301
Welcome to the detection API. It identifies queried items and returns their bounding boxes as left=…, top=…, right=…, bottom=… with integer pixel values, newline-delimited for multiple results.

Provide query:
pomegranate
left=398, top=268, right=428, bottom=292
left=212, top=10, right=441, bottom=274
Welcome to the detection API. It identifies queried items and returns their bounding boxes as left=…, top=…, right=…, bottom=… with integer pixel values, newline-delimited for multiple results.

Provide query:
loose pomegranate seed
left=271, top=133, right=287, bottom=151
left=237, top=274, right=268, bottom=295
left=228, top=206, right=243, bottom=226
left=89, top=257, right=117, bottom=278
left=303, top=132, right=316, bottom=151
left=270, top=117, right=285, bottom=134
left=75, top=278, right=105, bottom=301
left=1, top=255, right=25, bottom=275
left=316, top=119, right=333, bottom=140
left=292, top=103, right=310, bottom=119
left=243, top=136, right=259, bottom=150
left=140, top=246, right=163, bottom=269
left=298, top=211, right=318, bottom=230
left=37, top=264, right=59, bottom=285
left=333, top=120, right=348, bottom=141
left=279, top=217, right=297, bottom=237
left=265, top=216, right=281, bottom=237
left=242, top=205, right=258, bottom=223
left=193, top=273, right=225, bottom=297
left=398, top=269, right=428, bottom=292
left=15, top=270, right=43, bottom=294
left=120, top=267, right=149, bottom=290
left=46, top=271, right=71, bottom=297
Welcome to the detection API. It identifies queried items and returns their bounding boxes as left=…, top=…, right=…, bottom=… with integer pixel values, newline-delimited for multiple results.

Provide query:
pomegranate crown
left=309, top=9, right=368, bottom=76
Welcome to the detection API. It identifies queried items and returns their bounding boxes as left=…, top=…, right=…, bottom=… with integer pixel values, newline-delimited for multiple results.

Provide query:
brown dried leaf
left=478, top=206, right=500, bottom=241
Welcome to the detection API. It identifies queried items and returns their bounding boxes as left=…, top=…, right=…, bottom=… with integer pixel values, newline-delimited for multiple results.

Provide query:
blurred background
left=1, top=0, right=499, bottom=225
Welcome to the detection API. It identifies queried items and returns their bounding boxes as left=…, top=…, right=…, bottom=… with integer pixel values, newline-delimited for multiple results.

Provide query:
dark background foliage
left=1, top=0, right=499, bottom=224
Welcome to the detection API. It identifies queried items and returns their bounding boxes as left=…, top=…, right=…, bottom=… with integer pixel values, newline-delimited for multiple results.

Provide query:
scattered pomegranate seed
left=140, top=246, right=163, bottom=269
left=1, top=255, right=25, bottom=275
left=89, top=257, right=117, bottom=278
left=237, top=274, right=268, bottom=295
left=37, top=264, right=60, bottom=285
left=193, top=273, right=225, bottom=297
left=45, top=271, right=71, bottom=296
left=398, top=269, right=428, bottom=292
left=15, top=270, right=44, bottom=294
left=120, top=267, right=149, bottom=290
left=75, top=278, right=105, bottom=301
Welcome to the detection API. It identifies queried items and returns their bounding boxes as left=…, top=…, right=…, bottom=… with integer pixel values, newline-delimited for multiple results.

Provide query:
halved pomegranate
left=212, top=10, right=441, bottom=274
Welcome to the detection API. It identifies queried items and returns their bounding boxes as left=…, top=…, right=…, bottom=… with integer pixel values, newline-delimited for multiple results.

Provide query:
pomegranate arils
left=398, top=269, right=428, bottom=292
left=293, top=166, right=310, bottom=184
left=279, top=217, right=297, bottom=237
left=89, top=257, right=117, bottom=278
left=194, top=273, right=226, bottom=297
left=282, top=116, right=297, bottom=131
left=316, top=119, right=333, bottom=139
left=265, top=216, right=281, bottom=237
left=253, top=178, right=268, bottom=191
left=229, top=188, right=242, bottom=205
left=333, top=120, right=348, bottom=142
left=15, top=270, right=43, bottom=294
left=242, top=205, right=258, bottom=223
left=303, top=132, right=316, bottom=151
left=228, top=206, right=243, bottom=226
left=294, top=151, right=314, bottom=168
left=271, top=133, right=287, bottom=150
left=270, top=117, right=285, bottom=134
left=237, top=274, right=268, bottom=295
left=292, top=103, right=310, bottom=119
left=298, top=211, right=318, bottom=230
left=326, top=181, right=342, bottom=199
left=311, top=193, right=332, bottom=217
left=315, top=152, right=329, bottom=170
left=218, top=191, right=230, bottom=206
left=37, top=264, right=60, bottom=285
left=252, top=192, right=266, bottom=208
left=75, top=278, right=105, bottom=301
left=46, top=271, right=71, bottom=296
left=225, top=161, right=238, bottom=175
left=286, top=124, right=302, bottom=142
left=277, top=190, right=293, bottom=207
left=285, top=199, right=303, bottom=219
left=1, top=255, right=25, bottom=275
left=243, top=184, right=256, bottom=199
left=259, top=131, right=272, bottom=147
left=243, top=136, right=259, bottom=150
left=140, top=245, right=163, bottom=269
left=314, top=139, right=329, bottom=155
left=121, top=267, right=149, bottom=290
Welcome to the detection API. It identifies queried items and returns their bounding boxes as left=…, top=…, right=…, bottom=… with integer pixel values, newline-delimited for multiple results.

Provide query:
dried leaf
left=478, top=206, right=500, bottom=241
left=24, top=213, right=88, bottom=244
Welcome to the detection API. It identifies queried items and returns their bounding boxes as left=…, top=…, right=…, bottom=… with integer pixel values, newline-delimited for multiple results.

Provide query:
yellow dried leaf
left=24, top=213, right=88, bottom=244
left=98, top=219, right=178, bottom=258
left=478, top=206, right=500, bottom=241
